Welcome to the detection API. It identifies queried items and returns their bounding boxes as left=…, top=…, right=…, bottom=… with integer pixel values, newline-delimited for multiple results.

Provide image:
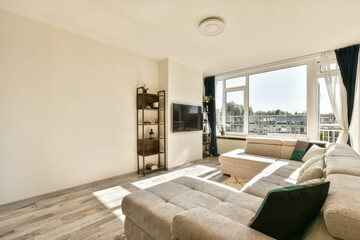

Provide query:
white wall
left=159, top=59, right=203, bottom=168
left=0, top=10, right=159, bottom=205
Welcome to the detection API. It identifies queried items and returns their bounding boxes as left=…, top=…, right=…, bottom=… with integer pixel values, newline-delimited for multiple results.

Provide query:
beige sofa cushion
left=122, top=183, right=188, bottom=240
left=171, top=207, right=273, bottom=240
left=123, top=176, right=263, bottom=240
left=301, top=212, right=337, bottom=240
left=280, top=139, right=297, bottom=159
left=324, top=174, right=360, bottom=240
left=302, top=144, right=326, bottom=162
left=241, top=172, right=296, bottom=198
left=296, top=160, right=323, bottom=184
left=299, top=154, right=324, bottom=176
left=219, top=149, right=277, bottom=178
left=220, top=163, right=261, bottom=180
left=246, top=137, right=283, bottom=145
left=245, top=137, right=282, bottom=158
left=326, top=156, right=360, bottom=177
left=326, top=143, right=359, bottom=158
left=261, top=160, right=302, bottom=180
left=219, top=150, right=277, bottom=167
left=125, top=218, right=155, bottom=240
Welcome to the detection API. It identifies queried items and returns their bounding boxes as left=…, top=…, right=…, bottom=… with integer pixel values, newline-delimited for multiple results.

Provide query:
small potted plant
left=153, top=100, right=159, bottom=108
left=203, top=95, right=214, bottom=105
left=203, top=95, right=214, bottom=112
left=141, top=83, right=149, bottom=93
left=218, top=124, right=225, bottom=136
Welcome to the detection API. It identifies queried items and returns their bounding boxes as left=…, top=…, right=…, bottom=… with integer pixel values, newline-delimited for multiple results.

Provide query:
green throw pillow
left=290, top=150, right=306, bottom=161
left=250, top=182, right=330, bottom=240
left=290, top=140, right=309, bottom=161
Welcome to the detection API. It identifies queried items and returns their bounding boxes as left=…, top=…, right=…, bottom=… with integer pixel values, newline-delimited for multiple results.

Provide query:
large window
left=216, top=58, right=318, bottom=139
left=216, top=56, right=344, bottom=141
left=249, top=65, right=307, bottom=137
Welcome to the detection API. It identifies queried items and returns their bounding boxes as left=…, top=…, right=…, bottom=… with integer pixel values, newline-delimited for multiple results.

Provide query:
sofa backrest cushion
left=326, top=156, right=360, bottom=177
left=302, top=145, right=326, bottom=162
left=245, top=138, right=282, bottom=158
left=324, top=174, right=360, bottom=240
left=281, top=139, right=297, bottom=159
left=326, top=143, right=359, bottom=158
left=249, top=182, right=330, bottom=240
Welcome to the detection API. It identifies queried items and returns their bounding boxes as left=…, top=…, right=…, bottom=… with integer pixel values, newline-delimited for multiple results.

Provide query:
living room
left=1, top=1, right=360, bottom=240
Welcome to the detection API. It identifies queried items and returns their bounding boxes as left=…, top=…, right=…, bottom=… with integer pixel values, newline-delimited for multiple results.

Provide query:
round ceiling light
left=199, top=18, right=225, bottom=37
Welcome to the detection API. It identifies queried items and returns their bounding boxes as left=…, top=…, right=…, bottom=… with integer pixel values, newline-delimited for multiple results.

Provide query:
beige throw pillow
left=299, top=154, right=324, bottom=176
left=302, top=145, right=326, bottom=162
left=297, top=161, right=324, bottom=184
left=299, top=178, right=325, bottom=185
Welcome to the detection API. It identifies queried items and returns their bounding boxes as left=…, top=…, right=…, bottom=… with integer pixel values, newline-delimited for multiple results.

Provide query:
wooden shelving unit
left=136, top=88, right=166, bottom=176
left=203, top=112, right=211, bottom=157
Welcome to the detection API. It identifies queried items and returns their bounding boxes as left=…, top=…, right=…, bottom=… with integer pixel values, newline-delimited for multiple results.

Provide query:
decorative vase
left=149, top=129, right=154, bottom=139
left=153, top=102, right=159, bottom=108
left=221, top=131, right=225, bottom=136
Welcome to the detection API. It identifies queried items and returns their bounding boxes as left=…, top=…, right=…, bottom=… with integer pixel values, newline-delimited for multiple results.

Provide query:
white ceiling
left=1, top=0, right=360, bottom=76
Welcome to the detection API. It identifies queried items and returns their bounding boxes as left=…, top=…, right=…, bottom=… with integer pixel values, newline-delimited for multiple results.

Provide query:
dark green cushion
left=290, top=140, right=309, bottom=161
left=290, top=150, right=306, bottom=161
left=250, top=182, right=330, bottom=240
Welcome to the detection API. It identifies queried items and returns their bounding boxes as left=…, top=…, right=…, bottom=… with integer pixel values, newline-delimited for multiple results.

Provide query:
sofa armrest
left=171, top=207, right=273, bottom=240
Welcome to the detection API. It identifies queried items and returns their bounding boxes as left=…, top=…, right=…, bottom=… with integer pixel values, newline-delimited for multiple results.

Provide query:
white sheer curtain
left=320, top=51, right=349, bottom=144
left=350, top=56, right=360, bottom=152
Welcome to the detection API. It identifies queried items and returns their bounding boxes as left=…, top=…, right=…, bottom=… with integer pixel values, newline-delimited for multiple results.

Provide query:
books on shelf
left=146, top=163, right=158, bottom=170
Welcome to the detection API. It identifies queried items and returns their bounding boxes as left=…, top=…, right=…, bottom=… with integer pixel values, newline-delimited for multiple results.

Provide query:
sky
left=216, top=65, right=334, bottom=115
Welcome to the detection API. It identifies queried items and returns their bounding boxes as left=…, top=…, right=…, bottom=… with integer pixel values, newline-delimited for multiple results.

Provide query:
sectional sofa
left=122, top=138, right=360, bottom=240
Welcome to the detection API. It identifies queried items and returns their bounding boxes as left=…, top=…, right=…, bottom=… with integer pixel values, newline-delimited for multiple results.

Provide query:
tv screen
left=172, top=103, right=203, bottom=132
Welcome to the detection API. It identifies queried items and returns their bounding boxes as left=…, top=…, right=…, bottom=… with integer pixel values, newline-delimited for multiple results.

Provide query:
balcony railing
left=223, top=115, right=341, bottom=142
left=319, top=124, right=341, bottom=143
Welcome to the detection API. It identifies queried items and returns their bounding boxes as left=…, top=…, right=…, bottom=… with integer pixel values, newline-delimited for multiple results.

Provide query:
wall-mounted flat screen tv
left=172, top=103, right=203, bottom=132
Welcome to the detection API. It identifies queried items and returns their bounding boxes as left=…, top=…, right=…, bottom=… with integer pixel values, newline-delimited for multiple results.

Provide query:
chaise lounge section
left=122, top=138, right=360, bottom=240
left=219, top=138, right=325, bottom=179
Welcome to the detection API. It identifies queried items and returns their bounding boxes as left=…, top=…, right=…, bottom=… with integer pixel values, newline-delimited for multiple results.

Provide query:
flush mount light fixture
left=199, top=18, right=225, bottom=37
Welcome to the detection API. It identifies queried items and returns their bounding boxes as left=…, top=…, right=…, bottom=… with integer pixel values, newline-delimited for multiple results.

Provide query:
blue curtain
left=335, top=45, right=360, bottom=145
left=204, top=76, right=218, bottom=155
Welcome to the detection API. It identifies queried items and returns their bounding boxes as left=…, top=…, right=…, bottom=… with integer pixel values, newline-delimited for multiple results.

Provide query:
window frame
left=316, top=58, right=342, bottom=143
left=224, top=87, right=247, bottom=135
left=215, top=55, right=320, bottom=139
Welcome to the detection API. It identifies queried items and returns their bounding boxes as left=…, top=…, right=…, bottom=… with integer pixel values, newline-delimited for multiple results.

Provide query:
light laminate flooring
left=0, top=157, right=226, bottom=240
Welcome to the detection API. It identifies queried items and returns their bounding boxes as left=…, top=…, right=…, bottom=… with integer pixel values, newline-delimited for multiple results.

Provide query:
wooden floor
left=0, top=157, right=226, bottom=240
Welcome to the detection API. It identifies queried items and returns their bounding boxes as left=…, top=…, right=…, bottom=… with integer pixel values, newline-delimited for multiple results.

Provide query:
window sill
left=216, top=134, right=310, bottom=141
left=217, top=135, right=247, bottom=140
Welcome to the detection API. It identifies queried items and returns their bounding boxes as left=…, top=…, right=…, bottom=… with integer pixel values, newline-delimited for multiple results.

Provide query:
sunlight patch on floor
left=112, top=207, right=126, bottom=222
left=132, top=164, right=216, bottom=189
left=202, top=170, right=222, bottom=180
left=92, top=185, right=130, bottom=209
